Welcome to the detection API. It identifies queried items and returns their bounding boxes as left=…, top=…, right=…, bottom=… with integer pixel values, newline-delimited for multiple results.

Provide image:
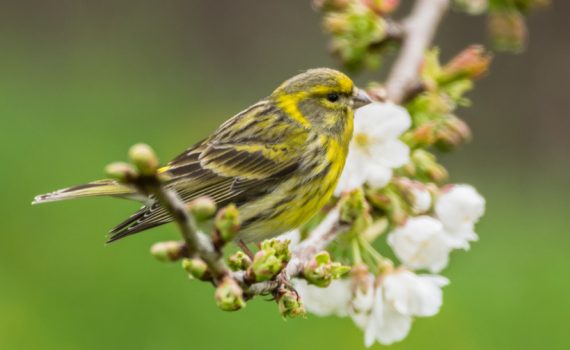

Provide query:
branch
left=385, top=0, right=450, bottom=103
left=235, top=207, right=348, bottom=297
left=149, top=186, right=229, bottom=282
left=287, top=207, right=347, bottom=275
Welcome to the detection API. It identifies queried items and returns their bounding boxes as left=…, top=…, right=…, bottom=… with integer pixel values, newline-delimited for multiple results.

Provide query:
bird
left=33, top=68, right=372, bottom=243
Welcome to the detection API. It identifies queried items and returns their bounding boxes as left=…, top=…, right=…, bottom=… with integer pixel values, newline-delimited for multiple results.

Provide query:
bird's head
left=271, top=68, right=372, bottom=136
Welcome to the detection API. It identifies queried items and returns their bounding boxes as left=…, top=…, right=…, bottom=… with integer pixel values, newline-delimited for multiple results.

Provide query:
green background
left=1, top=1, right=568, bottom=349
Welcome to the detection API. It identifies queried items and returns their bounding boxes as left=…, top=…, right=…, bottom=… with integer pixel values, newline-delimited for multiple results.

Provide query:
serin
left=33, top=68, right=372, bottom=243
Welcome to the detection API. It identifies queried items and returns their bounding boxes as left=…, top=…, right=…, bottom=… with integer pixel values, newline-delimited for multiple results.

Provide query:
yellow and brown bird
left=33, top=68, right=372, bottom=243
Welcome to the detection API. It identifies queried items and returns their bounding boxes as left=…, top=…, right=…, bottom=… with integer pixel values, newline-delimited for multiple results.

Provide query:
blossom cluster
left=293, top=101, right=485, bottom=346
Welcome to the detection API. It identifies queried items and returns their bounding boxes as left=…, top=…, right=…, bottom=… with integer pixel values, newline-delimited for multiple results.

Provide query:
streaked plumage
left=33, top=68, right=372, bottom=242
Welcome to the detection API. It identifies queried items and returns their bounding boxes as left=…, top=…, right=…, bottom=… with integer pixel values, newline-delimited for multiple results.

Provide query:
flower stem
left=352, top=239, right=363, bottom=265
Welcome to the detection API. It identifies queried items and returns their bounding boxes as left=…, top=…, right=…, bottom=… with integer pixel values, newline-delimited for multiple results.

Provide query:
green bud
left=363, top=0, right=400, bottom=15
left=181, top=258, right=210, bottom=280
left=440, top=45, right=492, bottom=83
left=150, top=241, right=187, bottom=262
left=215, top=277, right=245, bottom=311
left=278, top=288, right=306, bottom=319
left=434, top=115, right=472, bottom=151
left=323, top=12, right=349, bottom=34
left=249, top=251, right=284, bottom=282
left=488, top=10, right=527, bottom=53
left=313, top=0, right=350, bottom=12
left=410, top=150, right=449, bottom=184
left=227, top=251, right=252, bottom=271
left=339, top=188, right=369, bottom=224
left=187, top=196, right=217, bottom=221
left=249, top=239, right=291, bottom=282
left=128, top=143, right=159, bottom=176
left=260, top=239, right=291, bottom=263
left=303, top=251, right=351, bottom=287
left=214, top=204, right=240, bottom=242
left=105, top=162, right=137, bottom=183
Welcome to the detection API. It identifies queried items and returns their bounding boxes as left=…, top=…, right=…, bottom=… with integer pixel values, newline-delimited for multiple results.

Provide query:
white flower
left=355, top=270, right=448, bottom=347
left=335, top=102, right=411, bottom=195
left=387, top=216, right=452, bottom=273
left=410, top=186, right=432, bottom=214
left=293, top=278, right=352, bottom=317
left=383, top=270, right=449, bottom=317
left=362, top=287, right=412, bottom=347
left=349, top=273, right=376, bottom=328
left=435, top=184, right=486, bottom=249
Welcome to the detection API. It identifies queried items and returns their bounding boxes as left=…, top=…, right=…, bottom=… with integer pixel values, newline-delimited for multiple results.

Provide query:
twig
left=287, top=208, right=348, bottom=276
left=145, top=182, right=229, bottom=282
left=385, top=0, right=450, bottom=103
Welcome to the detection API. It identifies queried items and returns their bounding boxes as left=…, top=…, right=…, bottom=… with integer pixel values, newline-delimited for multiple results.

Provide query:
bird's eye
left=327, top=93, right=339, bottom=102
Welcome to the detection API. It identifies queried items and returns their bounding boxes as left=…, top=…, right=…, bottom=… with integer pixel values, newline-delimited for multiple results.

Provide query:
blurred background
left=0, top=1, right=568, bottom=349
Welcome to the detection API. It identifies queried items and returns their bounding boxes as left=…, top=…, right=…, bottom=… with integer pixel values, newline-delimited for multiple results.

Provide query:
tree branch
left=144, top=181, right=230, bottom=282
left=385, top=0, right=450, bottom=103
left=287, top=207, right=347, bottom=276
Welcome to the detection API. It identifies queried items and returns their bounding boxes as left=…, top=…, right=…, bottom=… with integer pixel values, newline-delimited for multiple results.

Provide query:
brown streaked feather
left=107, top=102, right=305, bottom=242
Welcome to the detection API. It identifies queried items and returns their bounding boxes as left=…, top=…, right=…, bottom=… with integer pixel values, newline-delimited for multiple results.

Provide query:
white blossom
left=387, top=216, right=452, bottom=273
left=354, top=270, right=448, bottom=347
left=349, top=273, right=376, bottom=329
left=435, top=184, right=486, bottom=249
left=362, top=287, right=412, bottom=346
left=383, top=270, right=448, bottom=317
left=410, top=186, right=432, bottom=214
left=335, top=102, right=411, bottom=195
left=294, top=278, right=351, bottom=317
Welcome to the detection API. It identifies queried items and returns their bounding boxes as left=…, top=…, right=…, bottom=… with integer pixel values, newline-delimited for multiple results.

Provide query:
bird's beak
left=352, top=88, right=373, bottom=109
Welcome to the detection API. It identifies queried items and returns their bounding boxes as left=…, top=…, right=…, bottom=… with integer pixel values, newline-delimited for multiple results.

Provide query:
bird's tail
left=32, top=179, right=137, bottom=204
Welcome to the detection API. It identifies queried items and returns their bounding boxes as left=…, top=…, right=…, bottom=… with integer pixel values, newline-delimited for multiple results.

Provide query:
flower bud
left=393, top=177, right=432, bottom=214
left=277, top=288, right=306, bottom=319
left=214, top=204, right=240, bottom=243
left=339, top=188, right=369, bottom=224
left=215, top=277, right=245, bottom=311
left=411, top=150, right=448, bottom=183
left=409, top=122, right=437, bottom=146
left=150, top=241, right=187, bottom=262
left=323, top=13, right=349, bottom=34
left=128, top=143, right=159, bottom=176
left=105, top=162, right=137, bottom=183
left=249, top=239, right=291, bottom=282
left=313, top=0, right=350, bottom=12
left=441, top=45, right=492, bottom=82
left=303, top=251, right=351, bottom=287
left=488, top=10, right=527, bottom=53
left=262, top=238, right=292, bottom=262
left=367, top=187, right=407, bottom=226
left=434, top=115, right=472, bottom=151
left=227, top=251, right=252, bottom=271
left=187, top=196, right=217, bottom=221
left=362, top=0, right=400, bottom=15
left=454, top=0, right=488, bottom=15
left=181, top=258, right=210, bottom=281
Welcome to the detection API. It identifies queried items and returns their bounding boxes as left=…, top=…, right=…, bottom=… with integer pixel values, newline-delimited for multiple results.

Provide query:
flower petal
left=387, top=216, right=451, bottom=273
left=369, top=139, right=410, bottom=168
left=294, top=279, right=352, bottom=317
left=383, top=270, right=448, bottom=317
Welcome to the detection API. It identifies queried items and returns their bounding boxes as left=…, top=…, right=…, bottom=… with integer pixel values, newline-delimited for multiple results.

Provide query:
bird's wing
left=107, top=102, right=307, bottom=242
